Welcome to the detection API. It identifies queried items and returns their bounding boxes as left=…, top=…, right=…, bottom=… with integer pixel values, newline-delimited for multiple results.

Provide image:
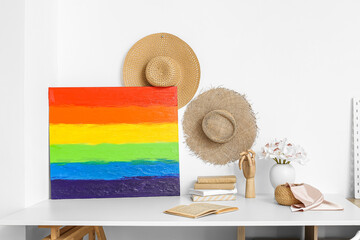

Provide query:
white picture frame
left=354, top=98, right=360, bottom=199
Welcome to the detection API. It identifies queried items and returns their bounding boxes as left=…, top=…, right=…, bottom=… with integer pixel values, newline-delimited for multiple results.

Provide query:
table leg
left=40, top=226, right=76, bottom=240
left=95, top=226, right=107, bottom=240
left=305, top=226, right=318, bottom=240
left=237, top=226, right=245, bottom=240
left=48, top=226, right=61, bottom=240
left=89, top=228, right=95, bottom=240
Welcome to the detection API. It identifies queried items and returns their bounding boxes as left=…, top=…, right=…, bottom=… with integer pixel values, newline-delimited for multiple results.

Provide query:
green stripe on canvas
left=50, top=142, right=179, bottom=164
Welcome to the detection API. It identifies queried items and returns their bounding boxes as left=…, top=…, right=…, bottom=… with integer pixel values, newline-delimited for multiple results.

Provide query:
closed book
left=192, top=194, right=236, bottom=202
left=189, top=188, right=237, bottom=197
left=194, top=183, right=235, bottom=190
left=197, top=175, right=237, bottom=184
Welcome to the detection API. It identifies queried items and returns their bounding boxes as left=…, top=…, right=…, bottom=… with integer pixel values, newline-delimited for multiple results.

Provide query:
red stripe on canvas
left=49, top=87, right=177, bottom=107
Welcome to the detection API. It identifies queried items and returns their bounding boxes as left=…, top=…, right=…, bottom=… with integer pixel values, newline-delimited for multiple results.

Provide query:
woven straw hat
left=123, top=33, right=200, bottom=109
left=183, top=88, right=257, bottom=165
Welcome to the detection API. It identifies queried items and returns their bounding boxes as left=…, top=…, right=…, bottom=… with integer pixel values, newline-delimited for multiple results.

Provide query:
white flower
left=260, top=138, right=308, bottom=165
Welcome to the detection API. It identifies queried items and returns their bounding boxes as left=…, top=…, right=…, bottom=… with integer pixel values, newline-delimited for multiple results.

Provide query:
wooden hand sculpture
left=239, top=149, right=256, bottom=198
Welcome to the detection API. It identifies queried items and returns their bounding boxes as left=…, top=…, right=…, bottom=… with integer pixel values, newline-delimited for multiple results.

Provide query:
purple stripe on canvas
left=51, top=176, right=180, bottom=199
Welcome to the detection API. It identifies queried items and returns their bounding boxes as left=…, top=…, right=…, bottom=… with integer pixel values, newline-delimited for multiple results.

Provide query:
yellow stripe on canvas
left=50, top=123, right=178, bottom=145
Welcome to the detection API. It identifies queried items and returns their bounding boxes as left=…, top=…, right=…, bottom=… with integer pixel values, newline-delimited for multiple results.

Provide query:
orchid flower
left=260, top=139, right=308, bottom=165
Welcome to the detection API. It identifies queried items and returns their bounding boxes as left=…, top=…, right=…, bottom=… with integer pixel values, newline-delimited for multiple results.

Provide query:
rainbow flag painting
left=49, top=87, right=180, bottom=199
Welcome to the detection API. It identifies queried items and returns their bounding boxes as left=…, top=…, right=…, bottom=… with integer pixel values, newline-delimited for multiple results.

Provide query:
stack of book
left=189, top=175, right=237, bottom=202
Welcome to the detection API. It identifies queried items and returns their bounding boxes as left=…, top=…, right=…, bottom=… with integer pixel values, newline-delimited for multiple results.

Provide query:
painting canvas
left=49, top=87, right=180, bottom=199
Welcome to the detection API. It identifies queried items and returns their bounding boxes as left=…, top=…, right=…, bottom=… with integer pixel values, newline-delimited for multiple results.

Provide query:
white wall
left=20, top=0, right=360, bottom=239
left=55, top=0, right=360, bottom=195
left=0, top=0, right=26, bottom=239
left=24, top=0, right=57, bottom=208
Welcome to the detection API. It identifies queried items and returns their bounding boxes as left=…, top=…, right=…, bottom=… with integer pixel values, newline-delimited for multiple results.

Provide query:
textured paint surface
left=51, top=161, right=179, bottom=180
left=49, top=123, right=178, bottom=145
left=51, top=177, right=180, bottom=199
left=49, top=87, right=177, bottom=107
left=49, top=106, right=178, bottom=124
left=50, top=143, right=179, bottom=163
left=49, top=87, right=179, bottom=199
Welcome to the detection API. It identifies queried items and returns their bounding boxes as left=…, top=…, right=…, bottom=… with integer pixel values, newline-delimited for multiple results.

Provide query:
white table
left=1, top=194, right=359, bottom=239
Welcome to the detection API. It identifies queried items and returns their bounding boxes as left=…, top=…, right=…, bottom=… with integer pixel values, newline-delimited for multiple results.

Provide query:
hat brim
left=183, top=88, right=257, bottom=165
left=123, top=33, right=200, bottom=109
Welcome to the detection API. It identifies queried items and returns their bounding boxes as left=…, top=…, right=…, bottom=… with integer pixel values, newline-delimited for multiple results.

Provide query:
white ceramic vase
left=269, top=164, right=296, bottom=189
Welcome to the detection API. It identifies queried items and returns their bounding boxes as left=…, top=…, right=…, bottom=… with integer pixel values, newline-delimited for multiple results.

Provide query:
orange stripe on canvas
left=49, top=106, right=178, bottom=124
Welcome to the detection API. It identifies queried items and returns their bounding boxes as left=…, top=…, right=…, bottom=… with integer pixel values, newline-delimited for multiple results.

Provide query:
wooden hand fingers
left=239, top=155, right=246, bottom=170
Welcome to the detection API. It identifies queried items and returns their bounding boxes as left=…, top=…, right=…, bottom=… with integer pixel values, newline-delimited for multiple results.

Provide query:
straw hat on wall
left=123, top=33, right=200, bottom=109
left=183, top=88, right=257, bottom=165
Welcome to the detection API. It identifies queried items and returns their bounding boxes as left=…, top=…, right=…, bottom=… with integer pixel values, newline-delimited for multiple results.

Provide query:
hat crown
left=202, top=110, right=237, bottom=144
left=145, top=56, right=181, bottom=87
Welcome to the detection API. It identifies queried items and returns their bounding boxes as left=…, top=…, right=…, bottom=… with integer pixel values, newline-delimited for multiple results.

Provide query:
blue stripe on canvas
left=50, top=161, right=179, bottom=180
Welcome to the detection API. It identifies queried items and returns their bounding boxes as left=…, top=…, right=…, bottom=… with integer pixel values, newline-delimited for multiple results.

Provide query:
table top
left=0, top=194, right=359, bottom=227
